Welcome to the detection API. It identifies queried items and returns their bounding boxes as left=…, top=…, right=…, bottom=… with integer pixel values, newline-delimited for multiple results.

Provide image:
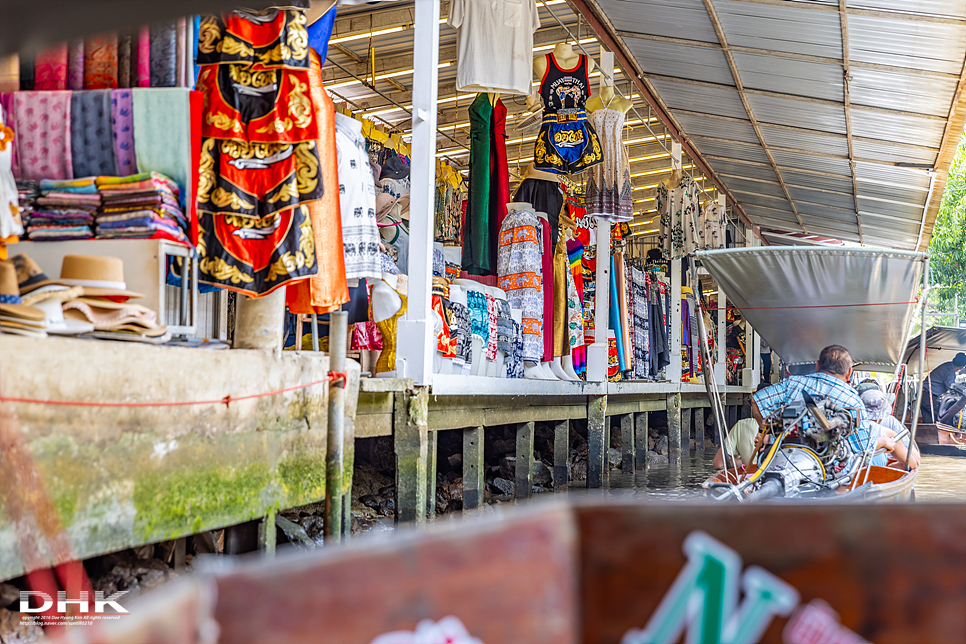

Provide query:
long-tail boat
left=694, top=247, right=925, bottom=501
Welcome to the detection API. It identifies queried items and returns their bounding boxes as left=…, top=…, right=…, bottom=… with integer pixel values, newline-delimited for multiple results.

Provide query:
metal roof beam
left=694, top=133, right=905, bottom=166
left=729, top=0, right=966, bottom=25
left=838, top=0, right=863, bottom=243
left=699, top=0, right=806, bottom=232
left=617, top=31, right=959, bottom=81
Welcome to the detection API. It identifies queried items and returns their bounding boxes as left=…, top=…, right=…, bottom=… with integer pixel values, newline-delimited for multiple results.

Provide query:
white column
left=715, top=285, right=727, bottom=386
left=666, top=141, right=683, bottom=384
left=396, top=0, right=440, bottom=386
left=587, top=221, right=611, bottom=382
left=599, top=50, right=614, bottom=92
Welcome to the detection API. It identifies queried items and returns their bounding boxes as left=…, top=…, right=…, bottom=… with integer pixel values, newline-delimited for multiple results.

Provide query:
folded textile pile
left=95, top=172, right=187, bottom=243
left=27, top=178, right=100, bottom=240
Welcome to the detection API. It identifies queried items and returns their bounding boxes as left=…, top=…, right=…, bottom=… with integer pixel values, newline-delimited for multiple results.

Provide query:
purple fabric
left=67, top=40, right=85, bottom=90
left=70, top=90, right=118, bottom=177
left=110, top=89, right=137, bottom=175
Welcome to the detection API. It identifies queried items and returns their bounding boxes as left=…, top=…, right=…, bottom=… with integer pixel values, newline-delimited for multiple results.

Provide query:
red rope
left=0, top=372, right=348, bottom=409
left=710, top=301, right=917, bottom=311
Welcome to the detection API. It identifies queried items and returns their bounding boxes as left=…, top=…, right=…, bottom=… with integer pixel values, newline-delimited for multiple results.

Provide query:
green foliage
left=928, top=130, right=966, bottom=324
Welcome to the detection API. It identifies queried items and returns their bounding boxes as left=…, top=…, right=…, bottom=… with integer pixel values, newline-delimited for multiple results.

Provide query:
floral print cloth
left=497, top=205, right=544, bottom=363
left=12, top=91, right=73, bottom=181
left=657, top=176, right=702, bottom=260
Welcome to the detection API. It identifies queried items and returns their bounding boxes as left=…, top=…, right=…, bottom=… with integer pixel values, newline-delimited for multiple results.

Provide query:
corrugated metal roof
left=706, top=158, right=780, bottom=182
left=674, top=113, right=758, bottom=144
left=848, top=15, right=966, bottom=74
left=595, top=0, right=964, bottom=249
left=733, top=52, right=844, bottom=102
left=780, top=169, right=855, bottom=193
left=758, top=125, right=849, bottom=157
left=626, top=39, right=734, bottom=85
left=714, top=0, right=843, bottom=58
left=647, top=78, right=749, bottom=119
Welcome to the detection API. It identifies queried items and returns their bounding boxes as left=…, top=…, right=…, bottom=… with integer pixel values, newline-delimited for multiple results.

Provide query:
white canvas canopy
left=696, top=247, right=926, bottom=371
left=903, top=326, right=966, bottom=373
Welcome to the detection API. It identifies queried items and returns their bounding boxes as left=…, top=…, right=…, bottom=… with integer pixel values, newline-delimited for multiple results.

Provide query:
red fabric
left=489, top=98, right=510, bottom=269
left=540, top=215, right=553, bottom=362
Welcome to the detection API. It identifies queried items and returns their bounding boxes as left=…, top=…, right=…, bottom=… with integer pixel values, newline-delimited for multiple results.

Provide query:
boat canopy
left=696, top=247, right=926, bottom=371
left=903, top=326, right=966, bottom=373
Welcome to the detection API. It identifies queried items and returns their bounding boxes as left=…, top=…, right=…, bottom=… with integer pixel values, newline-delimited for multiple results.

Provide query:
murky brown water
left=571, top=450, right=966, bottom=503
left=913, top=455, right=966, bottom=502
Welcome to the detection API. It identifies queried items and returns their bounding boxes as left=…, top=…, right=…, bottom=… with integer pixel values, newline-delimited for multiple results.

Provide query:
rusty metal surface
left=212, top=506, right=579, bottom=644
left=577, top=501, right=966, bottom=644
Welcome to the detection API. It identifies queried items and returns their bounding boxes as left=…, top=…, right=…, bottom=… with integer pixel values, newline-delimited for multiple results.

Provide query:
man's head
left=954, top=352, right=966, bottom=368
left=815, top=345, right=853, bottom=382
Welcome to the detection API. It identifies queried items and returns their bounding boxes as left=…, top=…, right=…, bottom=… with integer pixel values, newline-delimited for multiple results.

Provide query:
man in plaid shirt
left=751, top=344, right=900, bottom=463
left=751, top=345, right=864, bottom=427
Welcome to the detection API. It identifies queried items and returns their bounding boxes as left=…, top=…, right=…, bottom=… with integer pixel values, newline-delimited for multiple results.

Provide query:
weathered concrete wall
left=0, top=336, right=360, bottom=581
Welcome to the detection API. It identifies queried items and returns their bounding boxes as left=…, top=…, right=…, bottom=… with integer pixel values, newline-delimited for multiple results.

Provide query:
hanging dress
left=497, top=205, right=544, bottom=363
left=533, top=53, right=602, bottom=175
left=586, top=104, right=632, bottom=222
left=462, top=93, right=493, bottom=275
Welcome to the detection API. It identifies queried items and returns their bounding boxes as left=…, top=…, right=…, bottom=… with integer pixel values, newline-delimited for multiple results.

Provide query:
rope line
left=711, top=301, right=917, bottom=311
left=0, top=372, right=348, bottom=409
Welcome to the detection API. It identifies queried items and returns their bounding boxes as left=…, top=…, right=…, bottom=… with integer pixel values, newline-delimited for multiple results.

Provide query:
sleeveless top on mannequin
left=586, top=96, right=633, bottom=222
left=532, top=54, right=602, bottom=175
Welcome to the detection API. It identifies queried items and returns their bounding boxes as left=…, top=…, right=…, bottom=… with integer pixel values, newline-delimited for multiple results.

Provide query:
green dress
left=462, top=94, right=493, bottom=275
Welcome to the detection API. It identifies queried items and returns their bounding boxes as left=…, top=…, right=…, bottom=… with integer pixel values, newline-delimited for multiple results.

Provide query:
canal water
left=572, top=451, right=965, bottom=502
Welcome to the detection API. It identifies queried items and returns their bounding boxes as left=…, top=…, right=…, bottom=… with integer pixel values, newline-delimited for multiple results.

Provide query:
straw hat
left=0, top=261, right=45, bottom=323
left=9, top=253, right=60, bottom=295
left=32, top=297, right=94, bottom=335
left=58, top=255, right=143, bottom=300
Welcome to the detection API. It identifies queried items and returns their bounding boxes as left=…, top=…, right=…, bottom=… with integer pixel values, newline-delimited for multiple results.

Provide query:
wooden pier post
left=620, top=414, right=635, bottom=474
left=694, top=408, right=705, bottom=451
left=634, top=412, right=648, bottom=470
left=425, top=430, right=438, bottom=519
left=681, top=407, right=692, bottom=458
left=515, top=421, right=535, bottom=499
left=325, top=311, right=348, bottom=541
left=587, top=395, right=607, bottom=488
left=258, top=511, right=275, bottom=558
left=462, top=426, right=485, bottom=511
left=667, top=393, right=682, bottom=466
left=553, top=420, right=569, bottom=491
left=394, top=389, right=428, bottom=523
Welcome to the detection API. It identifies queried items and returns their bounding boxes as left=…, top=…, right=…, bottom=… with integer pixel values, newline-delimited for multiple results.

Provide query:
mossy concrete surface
left=0, top=336, right=360, bottom=582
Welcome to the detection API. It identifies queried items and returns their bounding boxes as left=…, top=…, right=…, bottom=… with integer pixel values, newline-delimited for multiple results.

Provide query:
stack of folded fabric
left=16, top=181, right=39, bottom=230
left=28, top=178, right=100, bottom=240
left=55, top=254, right=170, bottom=343
left=95, top=173, right=188, bottom=244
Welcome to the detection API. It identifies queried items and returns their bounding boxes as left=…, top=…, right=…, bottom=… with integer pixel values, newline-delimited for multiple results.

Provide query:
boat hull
left=913, top=423, right=966, bottom=457
left=703, top=463, right=918, bottom=502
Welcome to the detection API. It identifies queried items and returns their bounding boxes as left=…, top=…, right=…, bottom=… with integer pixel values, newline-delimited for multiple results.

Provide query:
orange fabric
left=286, top=49, right=349, bottom=315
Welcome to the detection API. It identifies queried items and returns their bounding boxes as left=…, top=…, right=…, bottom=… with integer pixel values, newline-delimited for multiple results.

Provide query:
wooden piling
left=463, top=426, right=485, bottom=511
left=553, top=420, right=569, bottom=491
left=681, top=407, right=691, bottom=458
left=620, top=414, right=635, bottom=474
left=587, top=395, right=607, bottom=488
left=425, top=430, right=438, bottom=519
left=515, top=421, right=535, bottom=499
left=667, top=393, right=682, bottom=466
left=394, top=389, right=428, bottom=523
left=634, top=412, right=648, bottom=470
left=694, top=408, right=705, bottom=451
left=258, top=511, right=275, bottom=557
left=325, top=311, right=348, bottom=541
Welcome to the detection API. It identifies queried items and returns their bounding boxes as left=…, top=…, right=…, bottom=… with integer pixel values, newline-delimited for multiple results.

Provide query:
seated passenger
left=712, top=418, right=760, bottom=470
left=860, top=389, right=920, bottom=470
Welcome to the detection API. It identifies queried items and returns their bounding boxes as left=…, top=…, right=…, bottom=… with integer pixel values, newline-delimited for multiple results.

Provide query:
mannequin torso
left=522, top=164, right=560, bottom=183
left=586, top=85, right=632, bottom=114
left=533, top=42, right=596, bottom=80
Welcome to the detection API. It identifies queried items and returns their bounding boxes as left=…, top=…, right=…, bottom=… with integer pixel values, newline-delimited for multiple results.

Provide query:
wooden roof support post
left=396, top=0, right=440, bottom=386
